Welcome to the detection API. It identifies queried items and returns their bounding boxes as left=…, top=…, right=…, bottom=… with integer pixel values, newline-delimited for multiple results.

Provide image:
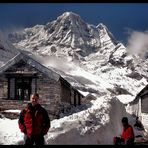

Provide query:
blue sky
left=0, top=3, right=148, bottom=44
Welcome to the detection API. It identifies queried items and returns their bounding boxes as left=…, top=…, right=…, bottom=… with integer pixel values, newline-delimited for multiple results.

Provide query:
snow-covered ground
left=0, top=95, right=122, bottom=145
left=3, top=110, right=21, bottom=114
left=45, top=96, right=126, bottom=145
left=0, top=118, right=24, bottom=145
left=0, top=95, right=146, bottom=145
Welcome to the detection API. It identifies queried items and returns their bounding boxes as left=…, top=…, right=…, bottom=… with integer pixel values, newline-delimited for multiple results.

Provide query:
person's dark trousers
left=126, top=138, right=135, bottom=145
left=113, top=137, right=124, bottom=145
left=24, top=135, right=45, bottom=145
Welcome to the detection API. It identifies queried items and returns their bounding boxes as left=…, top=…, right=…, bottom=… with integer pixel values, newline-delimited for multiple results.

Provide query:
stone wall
left=0, top=77, right=62, bottom=120
left=0, top=74, right=62, bottom=120
left=0, top=99, right=29, bottom=111
left=60, top=80, right=71, bottom=104
left=37, top=74, right=62, bottom=119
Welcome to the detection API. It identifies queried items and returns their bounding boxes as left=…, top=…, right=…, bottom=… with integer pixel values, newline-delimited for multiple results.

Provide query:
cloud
left=126, top=30, right=148, bottom=59
left=0, top=25, right=25, bottom=41
left=35, top=54, right=78, bottom=73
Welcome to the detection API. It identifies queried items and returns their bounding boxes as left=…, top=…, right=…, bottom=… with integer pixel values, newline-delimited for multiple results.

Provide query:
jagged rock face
left=97, top=23, right=117, bottom=48
left=108, top=43, right=133, bottom=67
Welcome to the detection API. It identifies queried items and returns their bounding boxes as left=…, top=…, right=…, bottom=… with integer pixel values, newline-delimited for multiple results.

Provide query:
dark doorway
left=15, top=77, right=32, bottom=100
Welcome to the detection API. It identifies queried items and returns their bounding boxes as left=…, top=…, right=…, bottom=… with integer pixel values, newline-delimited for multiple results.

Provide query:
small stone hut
left=0, top=53, right=83, bottom=119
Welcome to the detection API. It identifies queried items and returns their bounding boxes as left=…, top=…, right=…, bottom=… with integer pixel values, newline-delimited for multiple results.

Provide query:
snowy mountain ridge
left=8, top=12, right=117, bottom=59
left=6, top=12, right=148, bottom=103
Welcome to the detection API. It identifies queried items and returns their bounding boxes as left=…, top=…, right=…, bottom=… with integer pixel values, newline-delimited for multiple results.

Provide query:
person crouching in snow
left=113, top=117, right=135, bottom=145
left=18, top=93, right=50, bottom=145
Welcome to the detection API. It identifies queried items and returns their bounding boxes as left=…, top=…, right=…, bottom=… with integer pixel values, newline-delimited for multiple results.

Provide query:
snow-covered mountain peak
left=45, top=11, right=85, bottom=31
left=8, top=12, right=104, bottom=58
left=96, top=23, right=106, bottom=29
left=97, top=23, right=118, bottom=48
left=59, top=11, right=81, bottom=20
left=7, top=11, right=138, bottom=70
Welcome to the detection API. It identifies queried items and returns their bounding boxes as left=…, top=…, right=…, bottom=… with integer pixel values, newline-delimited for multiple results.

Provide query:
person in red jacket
left=114, top=117, right=135, bottom=145
left=18, top=93, right=50, bottom=145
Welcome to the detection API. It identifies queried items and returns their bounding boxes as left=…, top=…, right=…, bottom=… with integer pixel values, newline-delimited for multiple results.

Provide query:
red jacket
left=121, top=124, right=135, bottom=142
left=18, top=103, right=50, bottom=138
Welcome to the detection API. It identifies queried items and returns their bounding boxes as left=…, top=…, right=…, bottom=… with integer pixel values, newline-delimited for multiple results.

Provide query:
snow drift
left=45, top=96, right=127, bottom=145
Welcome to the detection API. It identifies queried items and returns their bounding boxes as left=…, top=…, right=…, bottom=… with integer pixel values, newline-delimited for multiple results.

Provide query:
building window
left=15, top=78, right=32, bottom=100
left=70, top=89, right=74, bottom=105
left=8, top=78, right=15, bottom=99
left=8, top=77, right=33, bottom=100
left=74, top=91, right=76, bottom=107
left=141, top=95, right=148, bottom=113
left=78, top=94, right=81, bottom=105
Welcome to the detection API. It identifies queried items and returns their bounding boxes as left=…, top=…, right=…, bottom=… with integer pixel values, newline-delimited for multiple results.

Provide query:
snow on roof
left=77, top=90, right=89, bottom=97
left=130, top=84, right=148, bottom=104
left=3, top=110, right=21, bottom=114
left=0, top=52, right=60, bottom=81
left=116, top=94, right=135, bottom=105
